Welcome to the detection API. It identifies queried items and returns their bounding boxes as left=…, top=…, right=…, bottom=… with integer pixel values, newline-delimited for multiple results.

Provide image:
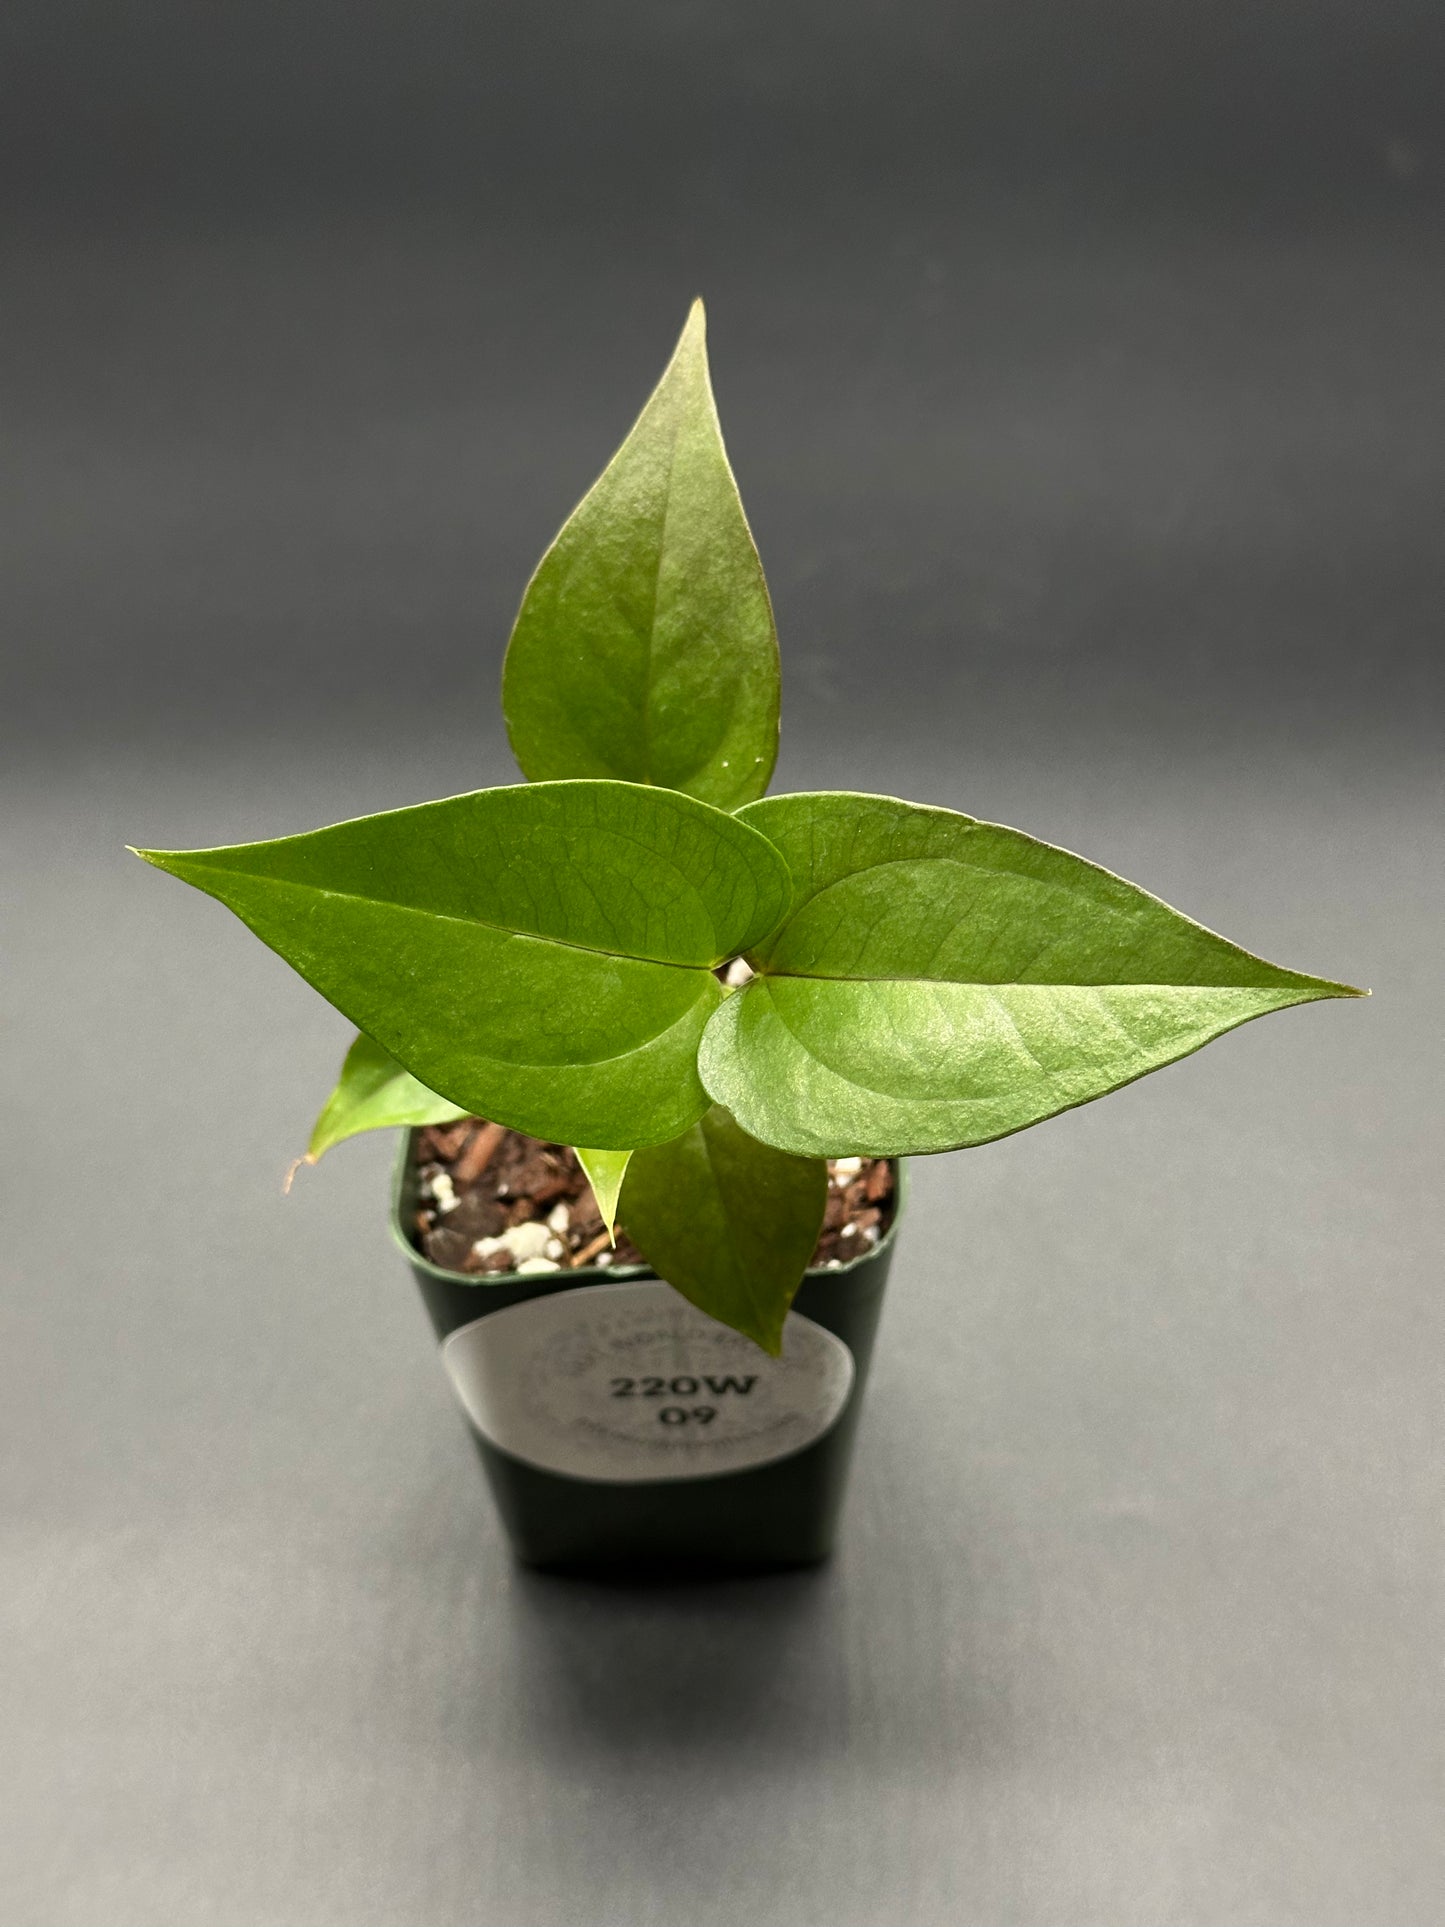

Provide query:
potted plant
left=133, top=303, right=1362, bottom=1574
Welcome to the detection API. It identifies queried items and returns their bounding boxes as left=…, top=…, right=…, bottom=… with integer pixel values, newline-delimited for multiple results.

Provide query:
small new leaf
left=699, top=792, right=1364, bottom=1157
left=133, top=779, right=791, bottom=1152
left=619, top=1107, right=827, bottom=1354
left=307, top=1032, right=466, bottom=1163
left=503, top=301, right=781, bottom=809
left=574, top=1147, right=632, bottom=1237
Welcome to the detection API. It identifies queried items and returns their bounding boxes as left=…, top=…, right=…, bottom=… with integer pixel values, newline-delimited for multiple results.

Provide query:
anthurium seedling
left=134, top=301, right=1363, bottom=1354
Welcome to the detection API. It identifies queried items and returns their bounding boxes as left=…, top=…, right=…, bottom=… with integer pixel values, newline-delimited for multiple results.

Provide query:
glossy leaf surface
left=135, top=779, right=792, bottom=1151
left=574, top=1147, right=632, bottom=1237
left=307, top=1032, right=465, bottom=1162
left=503, top=301, right=780, bottom=809
left=619, top=1107, right=828, bottom=1354
left=699, top=792, right=1364, bottom=1157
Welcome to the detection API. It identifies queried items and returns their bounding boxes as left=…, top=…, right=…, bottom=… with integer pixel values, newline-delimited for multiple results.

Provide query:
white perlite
left=428, top=1171, right=459, bottom=1213
left=471, top=1219, right=554, bottom=1266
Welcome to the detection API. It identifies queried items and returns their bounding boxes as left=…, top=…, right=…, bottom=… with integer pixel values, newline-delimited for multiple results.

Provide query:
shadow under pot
left=393, top=1132, right=906, bottom=1577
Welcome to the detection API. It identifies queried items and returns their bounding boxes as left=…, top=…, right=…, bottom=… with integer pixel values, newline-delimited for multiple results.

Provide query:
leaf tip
left=575, top=1146, right=632, bottom=1240
left=130, top=844, right=193, bottom=881
left=754, top=1323, right=786, bottom=1360
left=1315, top=976, right=1369, bottom=1001
left=282, top=1153, right=317, bottom=1195
left=671, top=297, right=709, bottom=372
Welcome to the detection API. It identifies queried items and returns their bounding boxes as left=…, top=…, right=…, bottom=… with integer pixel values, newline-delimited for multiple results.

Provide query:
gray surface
left=4, top=736, right=1439, bottom=1927
left=4, top=3, right=1443, bottom=1921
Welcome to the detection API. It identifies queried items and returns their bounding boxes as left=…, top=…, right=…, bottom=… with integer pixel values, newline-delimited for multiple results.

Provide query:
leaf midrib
left=747, top=978, right=1318, bottom=1108
left=754, top=850, right=1229, bottom=971
left=632, top=349, right=752, bottom=797
left=695, top=1115, right=781, bottom=1341
left=634, top=406, right=679, bottom=786
left=163, top=858, right=724, bottom=973
left=751, top=845, right=1327, bottom=991
left=753, top=967, right=1336, bottom=990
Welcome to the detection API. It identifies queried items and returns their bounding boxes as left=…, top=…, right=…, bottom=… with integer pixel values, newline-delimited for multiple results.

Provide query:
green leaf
left=619, top=1107, right=827, bottom=1354
left=502, top=300, right=780, bottom=810
left=698, top=792, right=1364, bottom=1157
left=306, top=1032, right=467, bottom=1162
left=574, top=1146, right=631, bottom=1237
left=133, top=779, right=792, bottom=1151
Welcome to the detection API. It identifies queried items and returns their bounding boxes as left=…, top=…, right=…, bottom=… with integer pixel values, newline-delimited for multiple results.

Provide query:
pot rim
left=390, top=1130, right=909, bottom=1291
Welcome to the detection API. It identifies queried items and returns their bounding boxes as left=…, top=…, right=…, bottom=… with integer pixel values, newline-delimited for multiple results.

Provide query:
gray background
left=3, top=4, right=1441, bottom=1922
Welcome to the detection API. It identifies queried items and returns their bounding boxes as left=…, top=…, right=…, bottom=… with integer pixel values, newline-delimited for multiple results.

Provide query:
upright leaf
left=134, top=779, right=791, bottom=1152
left=574, top=1146, right=631, bottom=1237
left=619, top=1107, right=828, bottom=1355
left=307, top=1032, right=466, bottom=1162
left=699, top=792, right=1364, bottom=1157
left=503, top=301, right=780, bottom=809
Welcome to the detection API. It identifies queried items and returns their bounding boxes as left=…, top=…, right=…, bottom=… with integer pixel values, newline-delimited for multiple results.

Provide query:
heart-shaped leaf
left=619, top=1106, right=827, bottom=1354
left=502, top=301, right=780, bottom=809
left=698, top=792, right=1364, bottom=1157
left=135, top=779, right=792, bottom=1151
left=306, top=1031, right=466, bottom=1163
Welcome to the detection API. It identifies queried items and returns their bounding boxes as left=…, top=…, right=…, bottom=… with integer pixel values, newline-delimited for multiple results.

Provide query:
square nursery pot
left=392, top=1132, right=907, bottom=1575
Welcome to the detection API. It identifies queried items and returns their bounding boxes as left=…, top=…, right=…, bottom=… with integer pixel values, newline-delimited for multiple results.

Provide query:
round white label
left=440, top=1279, right=855, bottom=1484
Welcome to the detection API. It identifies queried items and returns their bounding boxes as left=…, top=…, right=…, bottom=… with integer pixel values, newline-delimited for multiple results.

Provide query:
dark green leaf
left=619, top=1106, right=827, bottom=1354
left=502, top=301, right=780, bottom=809
left=699, top=792, right=1364, bottom=1157
left=307, top=1032, right=466, bottom=1162
left=133, top=779, right=792, bottom=1150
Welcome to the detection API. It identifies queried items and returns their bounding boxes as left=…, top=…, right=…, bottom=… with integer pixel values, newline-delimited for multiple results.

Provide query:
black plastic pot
left=392, top=1134, right=906, bottom=1575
